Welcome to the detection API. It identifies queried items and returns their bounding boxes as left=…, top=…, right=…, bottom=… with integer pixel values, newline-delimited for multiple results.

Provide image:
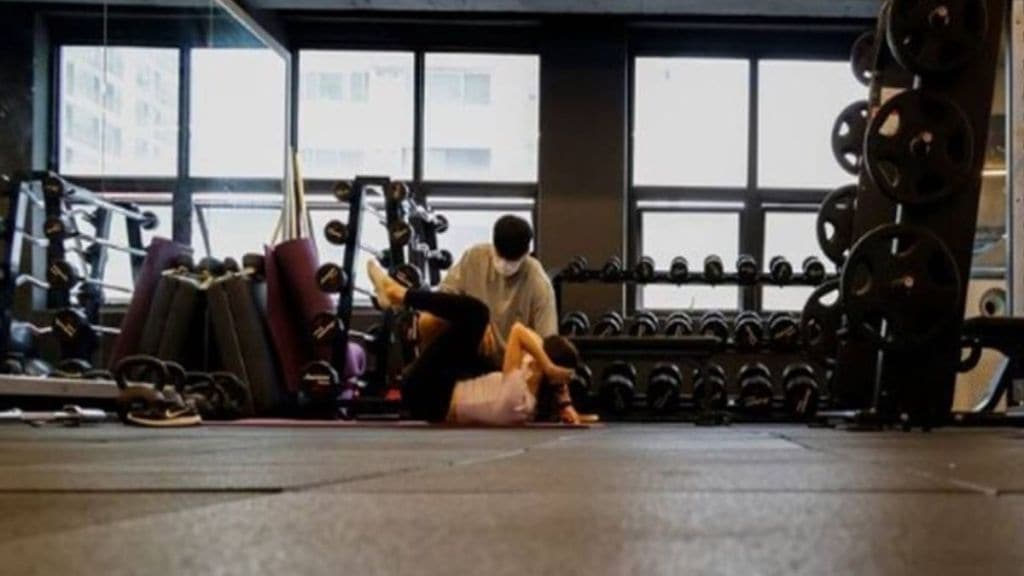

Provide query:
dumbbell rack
left=552, top=268, right=834, bottom=314
left=568, top=330, right=830, bottom=423
left=824, top=0, right=1006, bottom=430
left=323, top=176, right=416, bottom=405
left=0, top=173, right=151, bottom=370
left=0, top=176, right=121, bottom=400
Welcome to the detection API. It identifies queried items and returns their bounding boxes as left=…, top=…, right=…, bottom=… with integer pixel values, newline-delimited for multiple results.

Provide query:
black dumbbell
left=698, top=310, right=729, bottom=342
left=646, top=362, right=682, bottom=414
left=592, top=311, right=625, bottom=337
left=802, top=256, right=826, bottom=284
left=570, top=364, right=593, bottom=411
left=736, top=254, right=759, bottom=285
left=599, top=361, right=637, bottom=417
left=311, top=312, right=345, bottom=344
left=563, top=256, right=589, bottom=280
left=333, top=179, right=409, bottom=204
left=767, top=312, right=800, bottom=351
left=663, top=311, right=694, bottom=336
left=627, top=310, right=660, bottom=337
left=297, top=360, right=341, bottom=412
left=703, top=255, right=725, bottom=284
left=427, top=248, right=454, bottom=271
left=432, top=213, right=449, bottom=234
left=769, top=256, right=793, bottom=285
left=693, top=363, right=727, bottom=411
left=315, top=263, right=350, bottom=294
left=51, top=308, right=119, bottom=348
left=737, top=363, right=774, bottom=415
left=634, top=256, right=656, bottom=283
left=54, top=358, right=112, bottom=380
left=45, top=260, right=132, bottom=295
left=783, top=363, right=820, bottom=418
left=732, top=311, right=765, bottom=351
left=559, top=311, right=591, bottom=336
left=43, top=216, right=148, bottom=258
left=601, top=256, right=624, bottom=282
left=393, top=263, right=423, bottom=289
left=669, top=256, right=689, bottom=283
left=41, top=174, right=158, bottom=229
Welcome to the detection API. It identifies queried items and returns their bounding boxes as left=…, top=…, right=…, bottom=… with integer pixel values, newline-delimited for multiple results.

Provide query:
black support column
left=537, top=20, right=629, bottom=320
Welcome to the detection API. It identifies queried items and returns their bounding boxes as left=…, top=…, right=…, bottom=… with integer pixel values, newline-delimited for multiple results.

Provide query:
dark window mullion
left=743, top=57, right=762, bottom=312
left=413, top=50, right=425, bottom=201
left=173, top=47, right=192, bottom=245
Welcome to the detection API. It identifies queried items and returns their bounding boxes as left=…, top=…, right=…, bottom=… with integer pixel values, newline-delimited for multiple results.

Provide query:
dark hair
left=543, top=335, right=580, bottom=371
left=492, top=215, right=533, bottom=261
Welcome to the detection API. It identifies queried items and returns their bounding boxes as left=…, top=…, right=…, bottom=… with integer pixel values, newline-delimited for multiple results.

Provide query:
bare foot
left=366, top=261, right=406, bottom=308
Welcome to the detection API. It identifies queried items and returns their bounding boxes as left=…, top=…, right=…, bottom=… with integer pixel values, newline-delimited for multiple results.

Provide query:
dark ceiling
left=0, top=0, right=883, bottom=19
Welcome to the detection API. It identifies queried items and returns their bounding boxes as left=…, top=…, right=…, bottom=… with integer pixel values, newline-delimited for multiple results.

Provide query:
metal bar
left=173, top=48, right=192, bottom=245
left=743, top=57, right=761, bottom=312
left=0, top=374, right=119, bottom=399
left=1012, top=0, right=1024, bottom=315
left=213, top=0, right=289, bottom=59
left=413, top=50, right=425, bottom=189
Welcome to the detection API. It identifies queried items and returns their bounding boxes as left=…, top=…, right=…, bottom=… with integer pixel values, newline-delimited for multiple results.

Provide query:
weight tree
left=811, top=0, right=1006, bottom=429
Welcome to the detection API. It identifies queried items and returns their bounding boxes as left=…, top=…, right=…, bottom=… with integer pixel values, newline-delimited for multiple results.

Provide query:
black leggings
left=401, top=289, right=497, bottom=421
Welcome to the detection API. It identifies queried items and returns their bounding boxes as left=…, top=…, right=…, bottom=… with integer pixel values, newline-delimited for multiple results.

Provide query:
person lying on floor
left=368, top=261, right=583, bottom=425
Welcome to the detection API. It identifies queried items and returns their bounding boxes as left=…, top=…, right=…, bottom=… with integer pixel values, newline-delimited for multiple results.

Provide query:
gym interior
left=0, top=0, right=1022, bottom=573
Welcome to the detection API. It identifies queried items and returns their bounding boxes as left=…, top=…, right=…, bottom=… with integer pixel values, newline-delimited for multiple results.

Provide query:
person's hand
left=560, top=405, right=581, bottom=424
left=545, top=365, right=574, bottom=386
left=478, top=325, right=497, bottom=357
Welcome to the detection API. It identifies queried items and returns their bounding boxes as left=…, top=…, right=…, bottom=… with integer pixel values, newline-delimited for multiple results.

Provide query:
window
left=758, top=60, right=864, bottom=189
left=640, top=210, right=740, bottom=310
left=424, top=53, right=539, bottom=182
left=633, top=57, right=749, bottom=188
left=192, top=198, right=281, bottom=261
left=189, top=48, right=287, bottom=178
left=59, top=46, right=180, bottom=177
left=298, top=51, right=414, bottom=180
left=103, top=203, right=174, bottom=301
left=761, top=211, right=833, bottom=311
left=428, top=201, right=534, bottom=261
left=633, top=52, right=857, bottom=312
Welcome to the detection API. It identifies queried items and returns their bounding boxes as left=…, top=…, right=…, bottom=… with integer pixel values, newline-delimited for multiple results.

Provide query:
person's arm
left=438, top=248, right=472, bottom=294
left=503, top=323, right=578, bottom=423
left=531, top=276, right=559, bottom=338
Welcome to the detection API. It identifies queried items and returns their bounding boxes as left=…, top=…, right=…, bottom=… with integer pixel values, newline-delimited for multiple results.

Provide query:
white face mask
left=493, top=254, right=525, bottom=277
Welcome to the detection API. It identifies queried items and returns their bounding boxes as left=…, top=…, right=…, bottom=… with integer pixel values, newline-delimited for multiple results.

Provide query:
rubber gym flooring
left=1, top=424, right=1023, bottom=575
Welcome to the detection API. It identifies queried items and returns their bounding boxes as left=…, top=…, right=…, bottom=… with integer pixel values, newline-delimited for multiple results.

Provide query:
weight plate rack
left=813, top=0, right=1006, bottom=429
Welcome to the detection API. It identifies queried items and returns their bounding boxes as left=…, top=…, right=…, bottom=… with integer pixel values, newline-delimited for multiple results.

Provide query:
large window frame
left=47, top=9, right=288, bottom=251
left=627, top=25, right=866, bottom=313
left=47, top=14, right=542, bottom=308
left=290, top=20, right=542, bottom=217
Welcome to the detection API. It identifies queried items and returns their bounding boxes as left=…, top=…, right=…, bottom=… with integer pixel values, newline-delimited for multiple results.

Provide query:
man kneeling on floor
left=368, top=261, right=582, bottom=425
left=435, top=215, right=557, bottom=366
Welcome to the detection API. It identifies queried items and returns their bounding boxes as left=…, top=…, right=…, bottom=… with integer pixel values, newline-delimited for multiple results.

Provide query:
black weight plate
left=831, top=100, right=870, bottom=175
left=800, top=280, right=842, bottom=364
left=864, top=90, right=974, bottom=206
left=886, top=0, right=987, bottom=76
left=816, top=184, right=859, bottom=265
left=841, top=223, right=961, bottom=350
left=850, top=31, right=876, bottom=86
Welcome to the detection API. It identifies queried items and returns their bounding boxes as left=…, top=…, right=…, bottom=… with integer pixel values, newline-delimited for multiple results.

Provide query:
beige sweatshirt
left=439, top=244, right=559, bottom=357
